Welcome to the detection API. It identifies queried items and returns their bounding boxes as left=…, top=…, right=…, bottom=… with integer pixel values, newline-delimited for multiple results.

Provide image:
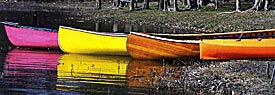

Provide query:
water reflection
left=57, top=54, right=131, bottom=94
left=127, top=59, right=181, bottom=88
left=0, top=49, right=60, bottom=94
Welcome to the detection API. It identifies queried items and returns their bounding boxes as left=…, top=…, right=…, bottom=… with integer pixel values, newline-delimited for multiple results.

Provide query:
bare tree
left=186, top=0, right=191, bottom=9
left=142, top=0, right=150, bottom=9
left=163, top=0, right=169, bottom=11
left=95, top=0, right=101, bottom=9
left=236, top=0, right=241, bottom=11
left=264, top=0, right=268, bottom=10
left=130, top=0, right=135, bottom=11
left=113, top=0, right=120, bottom=7
left=249, top=0, right=262, bottom=10
left=159, top=0, right=164, bottom=10
left=173, top=0, right=179, bottom=11
left=181, top=0, right=186, bottom=5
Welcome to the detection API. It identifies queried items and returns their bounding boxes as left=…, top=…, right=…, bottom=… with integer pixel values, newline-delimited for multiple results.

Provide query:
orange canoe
left=200, top=39, right=275, bottom=60
left=151, top=29, right=275, bottom=40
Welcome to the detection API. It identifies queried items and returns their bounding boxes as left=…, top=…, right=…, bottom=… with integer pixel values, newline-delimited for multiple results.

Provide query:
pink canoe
left=3, top=23, right=59, bottom=49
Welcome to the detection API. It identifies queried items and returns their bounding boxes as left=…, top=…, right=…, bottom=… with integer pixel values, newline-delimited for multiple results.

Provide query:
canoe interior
left=150, top=29, right=275, bottom=40
left=0, top=21, right=57, bottom=32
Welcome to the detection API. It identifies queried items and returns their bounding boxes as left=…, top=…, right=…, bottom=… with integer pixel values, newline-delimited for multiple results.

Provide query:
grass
left=89, top=8, right=275, bottom=33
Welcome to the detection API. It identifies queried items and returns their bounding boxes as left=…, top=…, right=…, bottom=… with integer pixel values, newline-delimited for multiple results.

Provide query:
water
left=0, top=49, right=175, bottom=94
left=0, top=10, right=187, bottom=33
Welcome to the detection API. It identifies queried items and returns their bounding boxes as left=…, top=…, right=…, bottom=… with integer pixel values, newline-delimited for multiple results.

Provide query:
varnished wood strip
left=127, top=33, right=199, bottom=59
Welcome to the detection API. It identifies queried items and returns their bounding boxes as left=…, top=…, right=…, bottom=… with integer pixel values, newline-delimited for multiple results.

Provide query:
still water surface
left=0, top=49, right=169, bottom=94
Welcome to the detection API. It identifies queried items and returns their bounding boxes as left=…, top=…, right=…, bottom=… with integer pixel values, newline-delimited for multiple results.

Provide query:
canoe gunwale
left=59, top=26, right=128, bottom=37
left=150, top=29, right=275, bottom=37
left=130, top=32, right=200, bottom=43
left=2, top=22, right=57, bottom=32
left=201, top=39, right=275, bottom=47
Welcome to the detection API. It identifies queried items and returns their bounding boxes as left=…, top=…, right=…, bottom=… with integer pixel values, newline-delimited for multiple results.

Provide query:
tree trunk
left=215, top=0, right=218, bottom=9
left=250, top=0, right=260, bottom=10
left=114, top=0, right=120, bottom=7
left=95, top=0, right=101, bottom=9
left=236, top=0, right=240, bottom=11
left=130, top=0, right=135, bottom=11
left=181, top=0, right=186, bottom=5
left=186, top=0, right=191, bottom=9
left=142, top=0, right=150, bottom=9
left=167, top=0, right=171, bottom=6
left=164, top=0, right=169, bottom=11
left=197, top=0, right=202, bottom=9
left=173, top=0, right=179, bottom=11
left=116, top=0, right=121, bottom=7
left=264, top=0, right=268, bottom=10
left=159, top=0, right=164, bottom=10
left=113, top=0, right=116, bottom=6
left=135, top=0, right=138, bottom=7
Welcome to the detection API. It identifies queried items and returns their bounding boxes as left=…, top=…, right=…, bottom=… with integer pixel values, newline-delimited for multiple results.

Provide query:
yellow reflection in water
left=57, top=54, right=131, bottom=91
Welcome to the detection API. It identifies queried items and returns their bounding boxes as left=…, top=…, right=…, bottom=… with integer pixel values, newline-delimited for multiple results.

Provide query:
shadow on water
left=0, top=10, right=190, bottom=33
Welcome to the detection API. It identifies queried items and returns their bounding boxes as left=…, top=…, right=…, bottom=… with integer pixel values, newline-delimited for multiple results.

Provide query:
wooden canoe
left=127, top=32, right=202, bottom=59
left=127, top=29, right=275, bottom=59
left=58, top=26, right=128, bottom=55
left=200, top=39, right=275, bottom=60
left=57, top=54, right=131, bottom=88
left=2, top=22, right=59, bottom=49
left=151, top=29, right=275, bottom=40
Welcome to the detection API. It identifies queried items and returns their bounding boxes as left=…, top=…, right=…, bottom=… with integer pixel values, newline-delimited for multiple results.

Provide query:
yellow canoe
left=57, top=54, right=131, bottom=91
left=58, top=26, right=128, bottom=55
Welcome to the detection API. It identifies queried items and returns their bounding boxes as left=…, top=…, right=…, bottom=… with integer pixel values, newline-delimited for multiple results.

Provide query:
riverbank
left=1, top=1, right=275, bottom=33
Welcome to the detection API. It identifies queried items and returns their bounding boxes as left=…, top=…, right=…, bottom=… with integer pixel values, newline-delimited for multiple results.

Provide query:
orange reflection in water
left=127, top=59, right=182, bottom=88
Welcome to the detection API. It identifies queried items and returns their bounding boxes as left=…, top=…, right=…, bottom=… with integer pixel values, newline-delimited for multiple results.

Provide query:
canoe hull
left=200, top=39, right=275, bottom=60
left=4, top=25, right=59, bottom=49
left=126, top=33, right=200, bottom=59
left=58, top=26, right=128, bottom=55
